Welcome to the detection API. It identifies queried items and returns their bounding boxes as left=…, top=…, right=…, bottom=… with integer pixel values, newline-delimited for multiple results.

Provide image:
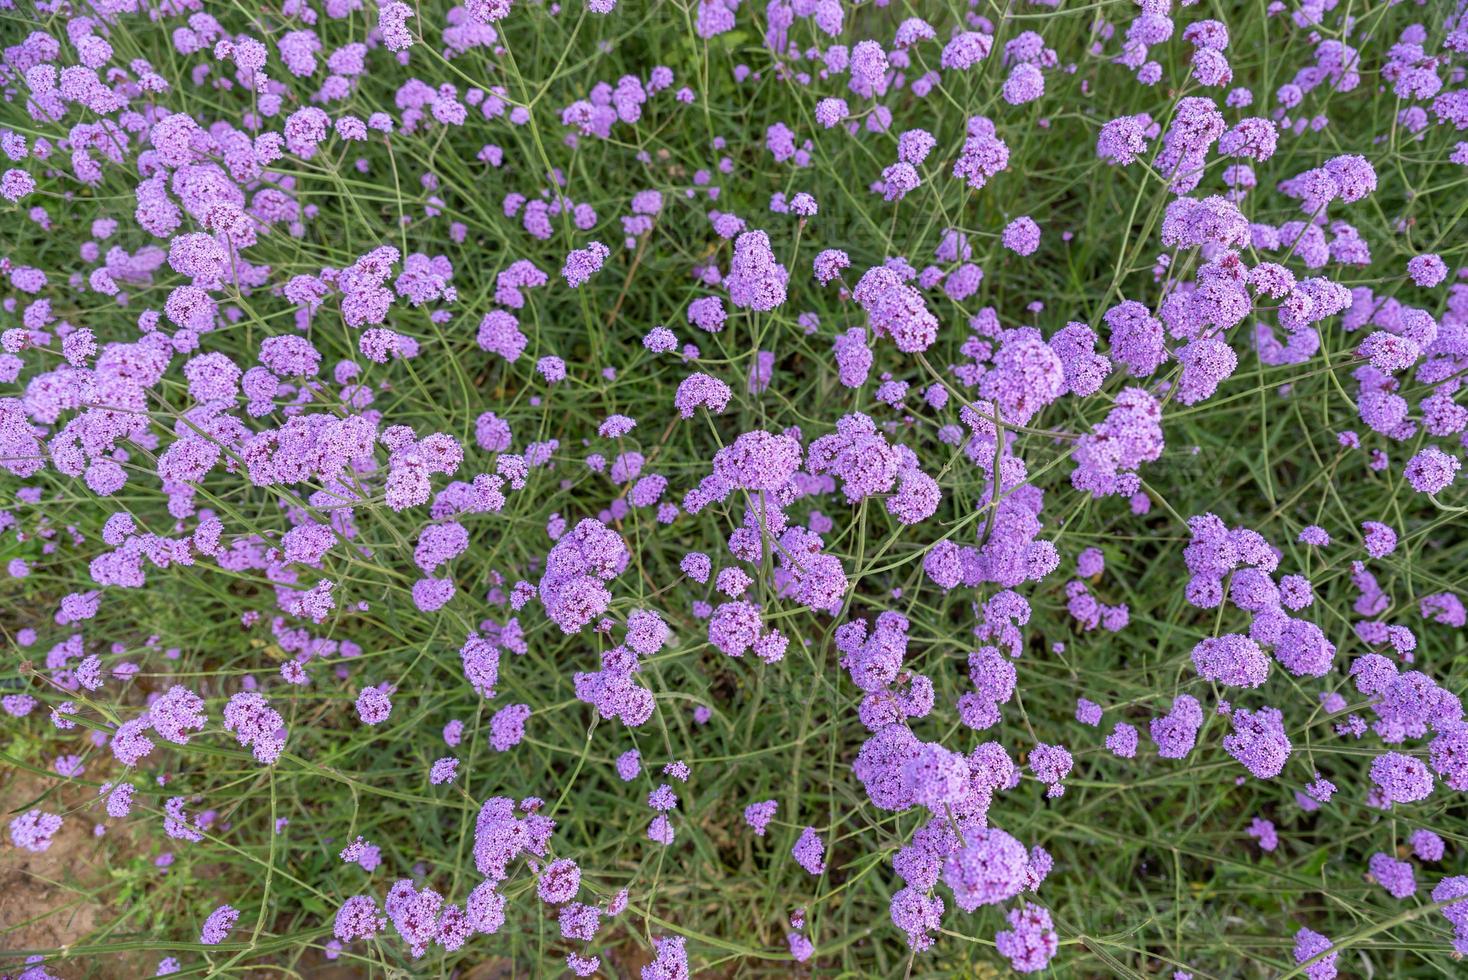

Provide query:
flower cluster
left=2, top=0, right=1466, bottom=977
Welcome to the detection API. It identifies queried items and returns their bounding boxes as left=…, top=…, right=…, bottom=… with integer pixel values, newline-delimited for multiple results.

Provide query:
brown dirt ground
left=1, top=772, right=108, bottom=978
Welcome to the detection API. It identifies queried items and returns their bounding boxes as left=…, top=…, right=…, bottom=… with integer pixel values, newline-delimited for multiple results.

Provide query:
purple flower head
left=792, top=826, right=826, bottom=875
left=1223, top=706, right=1291, bottom=779
left=562, top=241, right=610, bottom=288
left=356, top=686, right=393, bottom=725
left=1151, top=695, right=1205, bottom=759
left=1293, top=927, right=1338, bottom=980
left=334, top=896, right=386, bottom=942
left=200, top=904, right=240, bottom=945
left=1369, top=751, right=1433, bottom=806
left=726, top=231, right=788, bottom=311
left=429, top=757, right=459, bottom=784
left=942, top=827, right=1030, bottom=911
left=853, top=266, right=938, bottom=353
left=490, top=703, right=531, bottom=751
left=1191, top=634, right=1270, bottom=688
left=1002, top=216, right=1041, bottom=256
left=995, top=902, right=1058, bottom=973
left=1105, top=300, right=1166, bottom=377
left=744, top=799, right=777, bottom=836
left=9, top=810, right=62, bottom=852
left=150, top=686, right=208, bottom=744
left=223, top=692, right=286, bottom=764
left=1098, top=113, right=1155, bottom=165
left=1368, top=852, right=1416, bottom=899
left=1362, top=521, right=1397, bottom=559
left=813, top=249, right=850, bottom=284
left=1410, top=828, right=1445, bottom=862
left=1029, top=743, right=1073, bottom=798
left=674, top=373, right=732, bottom=418
left=1404, top=447, right=1459, bottom=495
left=538, top=858, right=581, bottom=904
left=1107, top=723, right=1139, bottom=758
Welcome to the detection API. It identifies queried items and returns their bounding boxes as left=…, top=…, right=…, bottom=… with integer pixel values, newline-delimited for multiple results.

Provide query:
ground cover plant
left=1, top=0, right=1468, bottom=975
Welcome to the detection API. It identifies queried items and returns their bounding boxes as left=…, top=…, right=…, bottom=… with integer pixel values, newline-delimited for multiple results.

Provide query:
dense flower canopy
left=2, top=0, right=1468, bottom=976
